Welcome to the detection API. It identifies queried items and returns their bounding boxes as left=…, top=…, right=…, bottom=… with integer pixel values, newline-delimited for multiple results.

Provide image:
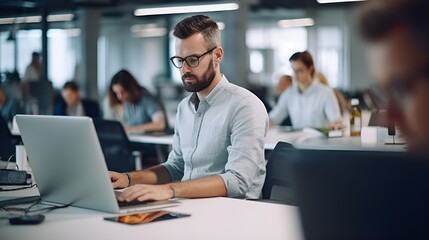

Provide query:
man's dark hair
left=173, top=15, right=220, bottom=48
left=32, top=52, right=40, bottom=58
left=62, top=81, right=79, bottom=92
left=110, top=69, right=143, bottom=104
left=359, top=0, right=429, bottom=47
left=289, top=51, right=315, bottom=76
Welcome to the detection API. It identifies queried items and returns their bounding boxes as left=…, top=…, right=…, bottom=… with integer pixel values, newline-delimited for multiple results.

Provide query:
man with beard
left=110, top=15, right=269, bottom=201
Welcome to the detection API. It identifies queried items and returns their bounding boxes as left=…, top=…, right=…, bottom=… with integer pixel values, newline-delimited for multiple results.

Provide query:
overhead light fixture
left=48, top=28, right=81, bottom=38
left=0, top=18, right=15, bottom=25
left=131, top=24, right=167, bottom=37
left=47, top=14, right=74, bottom=22
left=278, top=18, right=315, bottom=28
left=317, top=0, right=365, bottom=3
left=133, top=28, right=167, bottom=38
left=0, top=14, right=74, bottom=25
left=134, top=3, right=239, bottom=16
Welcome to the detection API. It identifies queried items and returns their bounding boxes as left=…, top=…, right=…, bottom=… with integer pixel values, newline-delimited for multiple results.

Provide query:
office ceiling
left=0, top=0, right=358, bottom=18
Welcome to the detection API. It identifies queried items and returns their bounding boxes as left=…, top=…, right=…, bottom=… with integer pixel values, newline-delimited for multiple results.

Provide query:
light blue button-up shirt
left=162, top=76, right=269, bottom=199
left=269, top=80, right=341, bottom=128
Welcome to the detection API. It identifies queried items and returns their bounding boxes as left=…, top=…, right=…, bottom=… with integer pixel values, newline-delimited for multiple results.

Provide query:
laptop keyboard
left=114, top=191, right=154, bottom=207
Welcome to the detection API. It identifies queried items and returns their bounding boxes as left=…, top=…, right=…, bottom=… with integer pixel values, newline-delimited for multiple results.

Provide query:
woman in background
left=269, top=51, right=342, bottom=129
left=110, top=69, right=166, bottom=134
left=102, top=85, right=124, bottom=124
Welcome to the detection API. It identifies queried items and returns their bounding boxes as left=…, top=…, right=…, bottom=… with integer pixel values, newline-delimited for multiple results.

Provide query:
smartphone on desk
left=104, top=210, right=190, bottom=225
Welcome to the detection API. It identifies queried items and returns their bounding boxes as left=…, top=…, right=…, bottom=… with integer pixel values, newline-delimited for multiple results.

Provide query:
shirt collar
left=190, top=93, right=200, bottom=111
left=294, top=78, right=319, bottom=95
left=189, top=75, right=228, bottom=108
left=204, top=75, right=228, bottom=106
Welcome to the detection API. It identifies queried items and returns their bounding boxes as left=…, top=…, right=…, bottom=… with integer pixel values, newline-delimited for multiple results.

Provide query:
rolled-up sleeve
left=161, top=126, right=185, bottom=182
left=219, top=96, right=269, bottom=199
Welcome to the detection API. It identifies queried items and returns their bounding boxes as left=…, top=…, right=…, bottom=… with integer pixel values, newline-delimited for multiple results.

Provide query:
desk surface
left=265, top=127, right=406, bottom=151
left=13, top=122, right=404, bottom=151
left=0, top=195, right=303, bottom=240
left=128, top=134, right=174, bottom=146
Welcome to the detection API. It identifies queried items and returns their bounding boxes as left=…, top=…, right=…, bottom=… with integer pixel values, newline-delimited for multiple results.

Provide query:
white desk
left=128, top=134, right=174, bottom=146
left=13, top=121, right=404, bottom=152
left=1, top=194, right=303, bottom=240
left=265, top=127, right=406, bottom=152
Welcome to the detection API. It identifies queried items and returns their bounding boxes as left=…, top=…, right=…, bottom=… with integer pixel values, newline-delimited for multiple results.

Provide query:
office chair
left=28, top=81, right=54, bottom=115
left=93, top=119, right=139, bottom=172
left=262, top=141, right=297, bottom=205
left=0, top=117, right=15, bottom=160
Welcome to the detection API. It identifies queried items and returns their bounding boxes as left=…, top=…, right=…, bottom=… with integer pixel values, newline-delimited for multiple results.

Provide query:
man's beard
left=181, top=60, right=216, bottom=92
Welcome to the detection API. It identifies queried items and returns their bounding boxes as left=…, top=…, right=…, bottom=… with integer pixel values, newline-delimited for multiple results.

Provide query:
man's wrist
left=125, top=172, right=132, bottom=187
left=169, top=185, right=176, bottom=199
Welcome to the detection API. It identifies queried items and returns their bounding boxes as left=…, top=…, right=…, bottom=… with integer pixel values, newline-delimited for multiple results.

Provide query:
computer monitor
left=288, top=148, right=429, bottom=240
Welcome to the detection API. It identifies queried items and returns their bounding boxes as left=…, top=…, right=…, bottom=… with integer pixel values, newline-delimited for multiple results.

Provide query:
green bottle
left=350, top=98, right=362, bottom=137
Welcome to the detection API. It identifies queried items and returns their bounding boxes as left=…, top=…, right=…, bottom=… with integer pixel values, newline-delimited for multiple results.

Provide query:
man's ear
left=214, top=47, right=224, bottom=63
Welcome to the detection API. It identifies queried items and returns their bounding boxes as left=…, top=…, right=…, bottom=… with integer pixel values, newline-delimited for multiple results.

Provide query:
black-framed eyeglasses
left=170, top=47, right=217, bottom=69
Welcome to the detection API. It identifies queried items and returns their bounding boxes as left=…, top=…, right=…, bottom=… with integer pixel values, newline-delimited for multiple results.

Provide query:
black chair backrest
left=0, top=117, right=14, bottom=159
left=93, top=119, right=135, bottom=172
left=28, top=81, right=53, bottom=115
left=262, top=141, right=296, bottom=205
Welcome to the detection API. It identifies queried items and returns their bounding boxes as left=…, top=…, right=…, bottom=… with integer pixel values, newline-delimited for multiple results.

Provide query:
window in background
left=246, top=26, right=307, bottom=86
left=169, top=30, right=181, bottom=84
left=0, top=32, right=16, bottom=73
left=0, top=29, right=79, bottom=88
left=249, top=50, right=264, bottom=74
left=316, top=26, right=342, bottom=88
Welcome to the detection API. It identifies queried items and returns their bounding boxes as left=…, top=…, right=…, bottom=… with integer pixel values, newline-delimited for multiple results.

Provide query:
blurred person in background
left=276, top=74, right=293, bottom=97
left=314, top=71, right=350, bottom=114
left=102, top=84, right=124, bottom=124
left=110, top=69, right=166, bottom=134
left=21, top=52, right=43, bottom=99
left=359, top=0, right=429, bottom=151
left=269, top=51, right=343, bottom=129
left=54, top=81, right=100, bottom=119
left=0, top=87, right=17, bottom=123
left=22, top=52, right=42, bottom=82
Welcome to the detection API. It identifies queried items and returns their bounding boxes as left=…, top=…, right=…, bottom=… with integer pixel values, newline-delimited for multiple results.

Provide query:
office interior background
left=0, top=0, right=373, bottom=123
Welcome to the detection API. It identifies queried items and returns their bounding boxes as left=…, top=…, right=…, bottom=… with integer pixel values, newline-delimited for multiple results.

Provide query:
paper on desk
left=268, top=128, right=325, bottom=145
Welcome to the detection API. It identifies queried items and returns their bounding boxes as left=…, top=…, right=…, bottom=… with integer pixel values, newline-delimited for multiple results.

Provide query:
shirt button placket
left=189, top=108, right=204, bottom=179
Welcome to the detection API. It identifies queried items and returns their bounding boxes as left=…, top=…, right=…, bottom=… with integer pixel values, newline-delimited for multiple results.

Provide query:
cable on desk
left=0, top=183, right=37, bottom=192
left=0, top=200, right=71, bottom=219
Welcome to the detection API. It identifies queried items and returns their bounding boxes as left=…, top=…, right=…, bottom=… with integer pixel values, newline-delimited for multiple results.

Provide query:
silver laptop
left=15, top=115, right=179, bottom=214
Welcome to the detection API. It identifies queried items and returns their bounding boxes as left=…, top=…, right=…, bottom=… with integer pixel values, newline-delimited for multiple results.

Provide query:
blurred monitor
left=289, top=149, right=429, bottom=240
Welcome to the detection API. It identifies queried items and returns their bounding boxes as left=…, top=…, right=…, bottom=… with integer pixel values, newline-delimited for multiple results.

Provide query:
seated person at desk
left=102, top=83, right=124, bottom=124
left=275, top=75, right=293, bottom=99
left=269, top=51, right=342, bottom=129
left=359, top=0, right=429, bottom=151
left=110, top=15, right=268, bottom=201
left=110, top=70, right=166, bottom=134
left=54, top=81, right=100, bottom=119
left=0, top=87, right=17, bottom=123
